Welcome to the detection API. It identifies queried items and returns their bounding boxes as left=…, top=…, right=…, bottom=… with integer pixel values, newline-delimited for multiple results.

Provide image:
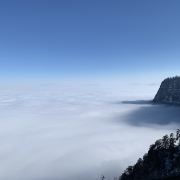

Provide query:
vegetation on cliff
left=153, top=77, right=180, bottom=104
left=120, top=130, right=180, bottom=180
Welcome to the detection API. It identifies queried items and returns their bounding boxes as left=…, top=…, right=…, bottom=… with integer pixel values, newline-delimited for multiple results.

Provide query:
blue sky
left=0, top=0, right=180, bottom=80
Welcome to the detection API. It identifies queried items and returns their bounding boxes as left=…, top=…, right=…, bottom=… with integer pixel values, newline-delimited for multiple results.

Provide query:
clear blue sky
left=0, top=0, right=180, bottom=80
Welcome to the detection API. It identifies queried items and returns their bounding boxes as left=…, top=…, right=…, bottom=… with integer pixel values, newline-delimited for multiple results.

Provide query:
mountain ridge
left=119, top=77, right=180, bottom=180
left=119, top=130, right=180, bottom=180
left=153, top=76, right=180, bottom=105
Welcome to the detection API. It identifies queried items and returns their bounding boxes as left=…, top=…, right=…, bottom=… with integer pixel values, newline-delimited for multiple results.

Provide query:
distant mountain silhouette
left=153, top=77, right=180, bottom=105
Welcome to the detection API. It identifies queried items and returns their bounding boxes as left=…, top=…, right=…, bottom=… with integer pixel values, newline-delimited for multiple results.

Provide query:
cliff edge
left=153, top=77, right=180, bottom=105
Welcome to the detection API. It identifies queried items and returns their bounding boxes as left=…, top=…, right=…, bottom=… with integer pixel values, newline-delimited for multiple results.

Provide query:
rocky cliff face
left=153, top=77, right=180, bottom=105
left=119, top=131, right=180, bottom=180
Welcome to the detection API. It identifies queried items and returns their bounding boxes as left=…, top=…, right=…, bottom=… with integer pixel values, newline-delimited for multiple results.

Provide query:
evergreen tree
left=162, top=135, right=170, bottom=149
left=120, top=130, right=180, bottom=180
left=176, top=129, right=180, bottom=144
left=169, top=133, right=176, bottom=148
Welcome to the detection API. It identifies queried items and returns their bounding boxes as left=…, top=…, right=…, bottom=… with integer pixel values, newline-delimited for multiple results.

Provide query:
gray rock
left=153, top=77, right=180, bottom=105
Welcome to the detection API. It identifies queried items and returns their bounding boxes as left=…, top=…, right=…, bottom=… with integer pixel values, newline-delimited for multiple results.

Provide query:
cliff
left=119, top=131, right=180, bottom=180
left=153, top=77, right=180, bottom=105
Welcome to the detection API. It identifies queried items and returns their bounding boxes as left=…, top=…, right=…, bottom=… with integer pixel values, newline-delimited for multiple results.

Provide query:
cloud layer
left=0, top=81, right=177, bottom=180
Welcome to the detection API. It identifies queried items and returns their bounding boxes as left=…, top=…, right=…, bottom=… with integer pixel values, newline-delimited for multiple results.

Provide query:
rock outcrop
left=153, top=77, right=180, bottom=105
left=119, top=131, right=180, bottom=180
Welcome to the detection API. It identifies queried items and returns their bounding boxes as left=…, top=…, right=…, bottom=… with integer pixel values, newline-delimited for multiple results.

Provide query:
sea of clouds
left=0, top=80, right=178, bottom=180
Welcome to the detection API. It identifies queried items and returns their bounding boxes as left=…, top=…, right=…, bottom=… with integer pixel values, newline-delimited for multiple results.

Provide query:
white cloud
left=0, top=81, right=175, bottom=180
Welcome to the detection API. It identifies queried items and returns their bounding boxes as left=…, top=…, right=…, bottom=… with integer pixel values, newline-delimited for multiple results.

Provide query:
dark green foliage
left=120, top=130, right=180, bottom=180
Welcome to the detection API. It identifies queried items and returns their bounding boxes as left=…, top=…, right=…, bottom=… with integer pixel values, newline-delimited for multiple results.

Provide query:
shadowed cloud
left=121, top=100, right=153, bottom=105
left=122, top=104, right=180, bottom=126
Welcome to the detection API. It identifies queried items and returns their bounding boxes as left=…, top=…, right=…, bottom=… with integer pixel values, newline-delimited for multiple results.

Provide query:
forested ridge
left=120, top=130, right=180, bottom=180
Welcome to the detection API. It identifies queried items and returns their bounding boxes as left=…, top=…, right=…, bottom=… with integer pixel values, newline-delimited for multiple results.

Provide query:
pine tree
left=162, top=135, right=170, bottom=149
left=176, top=129, right=180, bottom=144
left=169, top=133, right=176, bottom=148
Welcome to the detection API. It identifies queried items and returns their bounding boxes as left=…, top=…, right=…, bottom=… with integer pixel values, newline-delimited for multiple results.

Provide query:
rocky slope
left=119, top=131, right=180, bottom=180
left=153, top=77, right=180, bottom=105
